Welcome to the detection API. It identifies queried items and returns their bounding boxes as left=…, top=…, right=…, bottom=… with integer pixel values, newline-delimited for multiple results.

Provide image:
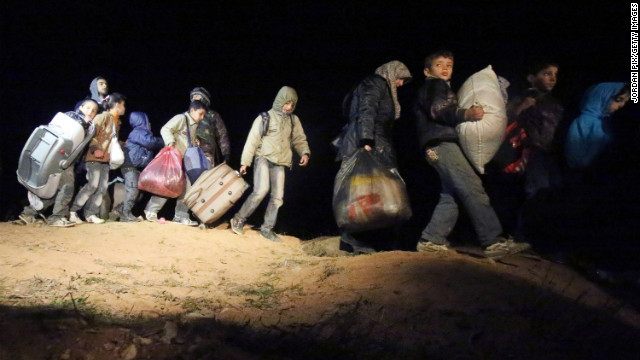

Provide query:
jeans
left=145, top=175, right=191, bottom=220
left=234, top=156, right=285, bottom=231
left=23, top=166, right=75, bottom=222
left=121, top=167, right=140, bottom=215
left=70, top=161, right=110, bottom=217
left=421, top=142, right=502, bottom=247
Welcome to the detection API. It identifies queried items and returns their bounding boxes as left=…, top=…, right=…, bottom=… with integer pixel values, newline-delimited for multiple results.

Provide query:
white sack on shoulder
left=456, top=65, right=507, bottom=174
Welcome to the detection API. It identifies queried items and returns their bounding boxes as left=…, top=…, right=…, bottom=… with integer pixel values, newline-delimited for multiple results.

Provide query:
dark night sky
left=1, top=1, right=636, bottom=240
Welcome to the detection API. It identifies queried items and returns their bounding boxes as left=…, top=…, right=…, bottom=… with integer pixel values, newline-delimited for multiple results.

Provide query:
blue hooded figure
left=565, top=82, right=629, bottom=169
left=119, top=112, right=165, bottom=222
left=124, top=112, right=165, bottom=169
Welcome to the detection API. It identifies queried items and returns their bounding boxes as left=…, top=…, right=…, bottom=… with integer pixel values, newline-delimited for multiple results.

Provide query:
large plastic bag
left=138, top=147, right=185, bottom=198
left=333, top=149, right=412, bottom=232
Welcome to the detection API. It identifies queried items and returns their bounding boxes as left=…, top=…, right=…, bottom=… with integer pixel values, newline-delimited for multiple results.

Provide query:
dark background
left=1, top=2, right=638, bottom=255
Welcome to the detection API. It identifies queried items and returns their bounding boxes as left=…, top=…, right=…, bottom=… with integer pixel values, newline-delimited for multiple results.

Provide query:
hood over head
left=129, top=111, right=150, bottom=131
left=89, top=76, right=106, bottom=102
left=580, top=82, right=626, bottom=119
left=272, top=86, right=298, bottom=113
left=374, top=60, right=412, bottom=119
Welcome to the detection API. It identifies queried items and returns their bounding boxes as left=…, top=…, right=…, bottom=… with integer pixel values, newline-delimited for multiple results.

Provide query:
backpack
left=259, top=111, right=294, bottom=140
left=331, top=86, right=359, bottom=155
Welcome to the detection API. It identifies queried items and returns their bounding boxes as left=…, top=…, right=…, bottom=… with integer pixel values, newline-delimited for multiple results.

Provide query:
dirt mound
left=1, top=222, right=639, bottom=359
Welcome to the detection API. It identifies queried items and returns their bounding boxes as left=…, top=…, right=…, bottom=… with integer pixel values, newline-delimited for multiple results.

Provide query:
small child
left=119, top=111, right=165, bottom=222
left=69, top=93, right=126, bottom=224
left=565, top=82, right=630, bottom=169
left=505, top=61, right=564, bottom=198
left=18, top=99, right=99, bottom=227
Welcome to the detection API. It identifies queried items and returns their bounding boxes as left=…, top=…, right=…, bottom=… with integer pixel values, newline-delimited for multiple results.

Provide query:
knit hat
left=190, top=87, right=211, bottom=107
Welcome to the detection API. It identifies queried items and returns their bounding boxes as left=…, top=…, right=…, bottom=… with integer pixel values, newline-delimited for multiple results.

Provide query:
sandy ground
left=1, top=220, right=640, bottom=359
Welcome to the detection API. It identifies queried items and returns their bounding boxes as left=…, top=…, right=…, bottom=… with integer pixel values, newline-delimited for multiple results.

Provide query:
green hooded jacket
left=240, top=86, right=311, bottom=167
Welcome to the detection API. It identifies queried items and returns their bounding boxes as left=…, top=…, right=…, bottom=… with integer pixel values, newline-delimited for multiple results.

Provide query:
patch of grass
left=162, top=278, right=184, bottom=287
left=152, top=290, right=178, bottom=302
left=181, top=297, right=222, bottom=312
left=29, top=276, right=61, bottom=292
left=84, top=277, right=117, bottom=286
left=50, top=294, right=89, bottom=308
left=283, top=283, right=305, bottom=296
left=269, top=258, right=309, bottom=269
left=153, top=264, right=181, bottom=274
left=239, top=282, right=281, bottom=309
left=94, top=259, right=142, bottom=270
left=318, top=264, right=345, bottom=281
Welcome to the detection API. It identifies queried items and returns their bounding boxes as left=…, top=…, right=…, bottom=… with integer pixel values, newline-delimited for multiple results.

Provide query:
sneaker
left=49, top=218, right=75, bottom=227
left=173, top=217, right=198, bottom=226
left=86, top=215, right=105, bottom=224
left=230, top=217, right=245, bottom=235
left=69, top=212, right=83, bottom=224
left=109, top=210, right=122, bottom=221
left=339, top=240, right=377, bottom=255
left=483, top=238, right=531, bottom=259
left=416, top=240, right=449, bottom=253
left=120, top=213, right=141, bottom=222
left=144, top=210, right=158, bottom=222
left=260, top=229, right=282, bottom=243
left=18, top=214, right=36, bottom=225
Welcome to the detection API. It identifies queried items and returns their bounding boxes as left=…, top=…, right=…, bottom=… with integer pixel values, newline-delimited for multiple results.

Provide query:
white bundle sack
left=456, top=65, right=507, bottom=174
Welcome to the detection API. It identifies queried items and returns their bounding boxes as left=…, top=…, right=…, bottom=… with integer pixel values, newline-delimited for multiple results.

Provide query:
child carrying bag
left=183, top=115, right=210, bottom=183
left=138, top=147, right=185, bottom=198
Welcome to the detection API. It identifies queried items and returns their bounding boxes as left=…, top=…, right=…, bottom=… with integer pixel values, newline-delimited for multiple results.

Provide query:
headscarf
left=374, top=60, right=412, bottom=119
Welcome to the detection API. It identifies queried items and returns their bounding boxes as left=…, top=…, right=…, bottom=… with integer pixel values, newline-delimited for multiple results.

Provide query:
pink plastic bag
left=138, top=147, right=185, bottom=198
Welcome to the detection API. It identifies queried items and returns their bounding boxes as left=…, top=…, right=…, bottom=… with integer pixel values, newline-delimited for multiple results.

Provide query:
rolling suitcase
left=183, top=163, right=249, bottom=224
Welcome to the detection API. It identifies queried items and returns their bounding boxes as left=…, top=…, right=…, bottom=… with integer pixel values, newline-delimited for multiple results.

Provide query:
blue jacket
left=565, top=82, right=626, bottom=169
left=124, top=112, right=165, bottom=168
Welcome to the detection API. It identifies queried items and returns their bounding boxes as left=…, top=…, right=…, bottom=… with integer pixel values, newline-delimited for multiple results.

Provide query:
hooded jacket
left=339, top=61, right=412, bottom=161
left=565, top=82, right=626, bottom=169
left=89, top=77, right=107, bottom=109
left=124, top=112, right=165, bottom=168
left=240, top=86, right=310, bottom=167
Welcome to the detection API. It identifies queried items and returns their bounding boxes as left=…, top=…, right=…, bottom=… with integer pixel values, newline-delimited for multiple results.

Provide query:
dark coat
left=414, top=77, right=466, bottom=151
left=123, top=112, right=164, bottom=168
left=339, top=75, right=396, bottom=163
left=514, top=88, right=564, bottom=152
left=195, top=110, right=231, bottom=164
